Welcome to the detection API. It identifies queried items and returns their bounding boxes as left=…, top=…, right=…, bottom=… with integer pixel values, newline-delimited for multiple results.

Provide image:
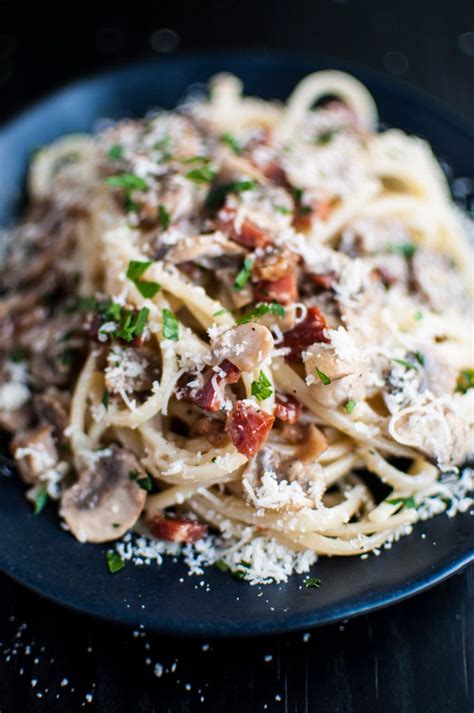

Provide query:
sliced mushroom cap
left=304, top=343, right=354, bottom=382
left=60, top=446, right=147, bottom=543
left=388, top=400, right=469, bottom=468
left=241, top=445, right=325, bottom=512
left=11, top=425, right=58, bottom=485
left=412, top=248, right=469, bottom=313
left=211, top=323, right=274, bottom=372
left=165, top=231, right=244, bottom=265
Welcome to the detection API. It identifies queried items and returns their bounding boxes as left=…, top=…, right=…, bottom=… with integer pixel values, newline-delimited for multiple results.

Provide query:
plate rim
left=0, top=49, right=473, bottom=637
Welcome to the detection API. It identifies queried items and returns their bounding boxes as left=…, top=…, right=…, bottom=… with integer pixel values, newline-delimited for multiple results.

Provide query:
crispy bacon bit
left=148, top=516, right=208, bottom=544
left=226, top=401, right=275, bottom=459
left=253, top=271, right=298, bottom=305
left=308, top=271, right=338, bottom=290
left=283, top=306, right=329, bottom=362
left=274, top=394, right=302, bottom=424
left=182, top=359, right=241, bottom=412
left=294, top=198, right=333, bottom=231
left=252, top=249, right=297, bottom=282
left=216, top=206, right=272, bottom=248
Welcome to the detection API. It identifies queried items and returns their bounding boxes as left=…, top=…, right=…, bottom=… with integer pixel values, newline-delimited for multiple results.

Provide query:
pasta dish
left=1, top=71, right=473, bottom=583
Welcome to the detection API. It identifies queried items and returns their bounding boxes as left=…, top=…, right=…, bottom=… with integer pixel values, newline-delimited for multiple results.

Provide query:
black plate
left=0, top=52, right=473, bottom=637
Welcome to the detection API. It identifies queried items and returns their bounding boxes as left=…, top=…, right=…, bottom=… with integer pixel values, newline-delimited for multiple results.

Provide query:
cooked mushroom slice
left=388, top=399, right=469, bottom=468
left=34, top=389, right=70, bottom=445
left=165, top=231, right=244, bottom=265
left=60, top=446, right=148, bottom=543
left=241, top=446, right=325, bottom=512
left=304, top=341, right=366, bottom=408
left=11, top=425, right=59, bottom=485
left=211, top=323, right=274, bottom=372
left=412, top=248, right=469, bottom=313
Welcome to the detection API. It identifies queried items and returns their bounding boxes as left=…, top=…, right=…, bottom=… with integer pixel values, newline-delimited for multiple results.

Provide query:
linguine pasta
left=0, top=71, right=473, bottom=582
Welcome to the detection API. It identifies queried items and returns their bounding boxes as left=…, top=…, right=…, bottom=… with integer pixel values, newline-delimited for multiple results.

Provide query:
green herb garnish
left=101, top=389, right=110, bottom=410
left=415, top=351, right=425, bottom=366
left=158, top=204, right=170, bottom=230
left=10, top=346, right=26, bottom=363
left=185, top=166, right=217, bottom=184
left=388, top=242, right=417, bottom=258
left=107, top=144, right=124, bottom=161
left=386, top=496, right=417, bottom=509
left=455, top=368, right=474, bottom=394
left=315, top=128, right=339, bottom=145
left=162, top=309, right=179, bottom=341
left=126, top=260, right=161, bottom=299
left=215, top=559, right=230, bottom=572
left=414, top=311, right=423, bottom=321
left=106, top=550, right=125, bottom=574
left=392, top=358, right=416, bottom=371
left=206, top=179, right=257, bottom=209
left=251, top=371, right=273, bottom=402
left=129, top=469, right=153, bottom=492
left=345, top=399, right=356, bottom=415
left=315, top=367, right=331, bottom=385
left=213, top=309, right=229, bottom=317
left=234, top=257, right=253, bottom=291
left=236, top=302, right=285, bottom=325
left=304, top=576, right=321, bottom=588
left=33, top=486, right=48, bottom=516
left=221, top=132, right=242, bottom=155
left=105, top=173, right=148, bottom=191
left=114, top=306, right=150, bottom=342
left=276, top=205, right=291, bottom=215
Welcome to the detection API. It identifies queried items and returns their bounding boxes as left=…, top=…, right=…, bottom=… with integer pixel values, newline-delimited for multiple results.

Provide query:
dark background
left=0, top=2, right=473, bottom=711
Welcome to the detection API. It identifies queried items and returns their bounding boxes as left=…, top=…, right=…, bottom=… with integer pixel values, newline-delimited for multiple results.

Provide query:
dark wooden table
left=0, top=3, right=473, bottom=711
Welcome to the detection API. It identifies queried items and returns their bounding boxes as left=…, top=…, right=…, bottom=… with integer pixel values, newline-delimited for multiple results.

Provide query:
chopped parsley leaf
left=392, top=357, right=416, bottom=371
left=388, top=242, right=417, bottom=258
left=101, top=389, right=110, bottom=410
left=126, top=260, right=161, bottom=299
left=221, top=132, right=242, bottom=155
left=158, top=204, right=170, bottom=230
left=10, top=346, right=26, bottom=363
left=107, top=144, right=124, bottom=161
left=162, top=308, right=179, bottom=341
left=106, top=550, right=125, bottom=574
left=215, top=559, right=230, bottom=572
left=315, top=367, right=331, bottom=385
left=33, top=486, right=48, bottom=516
left=105, top=173, right=148, bottom=191
left=182, top=155, right=212, bottom=165
left=115, top=307, right=149, bottom=342
left=236, top=302, right=285, bottom=325
left=315, top=128, right=339, bottom=145
left=345, top=399, right=356, bottom=415
left=206, top=179, right=257, bottom=209
left=414, top=351, right=425, bottom=366
left=129, top=469, right=153, bottom=492
left=455, top=368, right=474, bottom=394
left=185, top=166, right=217, bottom=184
left=414, top=311, right=423, bottom=321
left=213, top=309, right=229, bottom=317
left=251, top=371, right=273, bottom=401
left=126, top=260, right=152, bottom=281
left=276, top=205, right=291, bottom=215
left=304, top=576, right=321, bottom=588
left=386, top=496, right=417, bottom=509
left=60, top=348, right=74, bottom=367
left=234, top=257, right=253, bottom=291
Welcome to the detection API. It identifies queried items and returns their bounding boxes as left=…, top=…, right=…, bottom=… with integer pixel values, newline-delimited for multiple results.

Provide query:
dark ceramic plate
left=0, top=52, right=473, bottom=637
